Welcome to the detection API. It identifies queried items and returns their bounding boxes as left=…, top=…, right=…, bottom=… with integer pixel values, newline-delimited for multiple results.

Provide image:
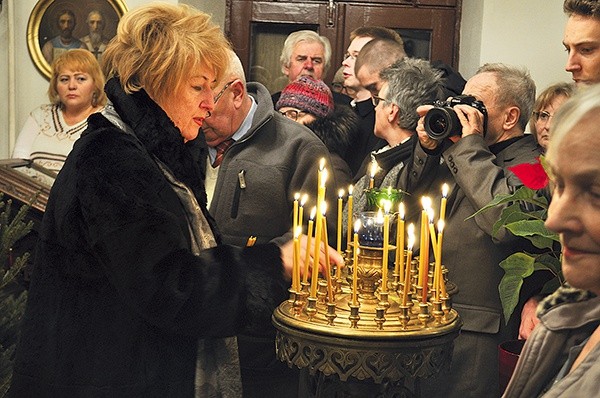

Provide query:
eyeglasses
left=279, top=109, right=308, bottom=121
left=213, top=80, right=236, bottom=104
left=533, top=110, right=554, bottom=123
left=372, top=95, right=387, bottom=107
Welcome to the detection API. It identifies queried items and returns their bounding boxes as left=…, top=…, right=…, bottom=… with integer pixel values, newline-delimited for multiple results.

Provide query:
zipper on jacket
left=231, top=169, right=245, bottom=219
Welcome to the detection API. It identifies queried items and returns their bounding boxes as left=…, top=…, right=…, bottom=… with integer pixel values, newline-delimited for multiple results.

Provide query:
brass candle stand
left=273, top=243, right=462, bottom=397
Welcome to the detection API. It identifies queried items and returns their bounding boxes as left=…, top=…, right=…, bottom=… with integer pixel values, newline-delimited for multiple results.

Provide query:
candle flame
left=348, top=184, right=354, bottom=195
left=428, top=207, right=435, bottom=223
left=399, top=202, right=405, bottom=220
left=320, top=201, right=328, bottom=215
left=301, top=194, right=308, bottom=206
left=354, top=219, right=362, bottom=232
left=421, top=196, right=432, bottom=210
left=376, top=208, right=384, bottom=223
left=294, top=192, right=300, bottom=200
left=338, top=189, right=345, bottom=198
left=295, top=225, right=302, bottom=238
left=442, top=183, right=449, bottom=198
left=321, top=169, right=328, bottom=186
left=438, top=220, right=445, bottom=233
left=319, top=158, right=326, bottom=170
left=407, top=223, right=416, bottom=249
left=370, top=160, right=378, bottom=178
left=383, top=199, right=392, bottom=214
left=310, top=206, right=317, bottom=219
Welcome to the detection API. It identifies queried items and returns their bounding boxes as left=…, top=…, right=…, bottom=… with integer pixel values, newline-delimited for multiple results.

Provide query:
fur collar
left=537, top=285, right=597, bottom=317
left=102, top=77, right=208, bottom=207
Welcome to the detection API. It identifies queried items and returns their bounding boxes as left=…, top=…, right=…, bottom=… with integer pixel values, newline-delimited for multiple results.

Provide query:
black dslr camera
left=424, top=95, right=488, bottom=140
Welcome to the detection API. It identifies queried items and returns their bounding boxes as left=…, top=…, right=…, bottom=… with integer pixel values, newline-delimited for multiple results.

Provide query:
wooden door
left=226, top=0, right=460, bottom=94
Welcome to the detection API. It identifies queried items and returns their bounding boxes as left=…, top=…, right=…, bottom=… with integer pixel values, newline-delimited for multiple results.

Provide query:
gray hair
left=226, top=49, right=247, bottom=85
left=380, top=57, right=443, bottom=131
left=279, top=30, right=332, bottom=74
left=476, top=63, right=536, bottom=131
left=547, top=84, right=600, bottom=162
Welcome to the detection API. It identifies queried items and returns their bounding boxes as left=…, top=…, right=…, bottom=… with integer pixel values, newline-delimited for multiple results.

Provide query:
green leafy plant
left=0, top=194, right=34, bottom=396
left=472, top=157, right=564, bottom=323
left=365, top=187, right=405, bottom=211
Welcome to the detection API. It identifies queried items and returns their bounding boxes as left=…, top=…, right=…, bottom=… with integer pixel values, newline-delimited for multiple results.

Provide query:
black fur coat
left=9, top=78, right=288, bottom=397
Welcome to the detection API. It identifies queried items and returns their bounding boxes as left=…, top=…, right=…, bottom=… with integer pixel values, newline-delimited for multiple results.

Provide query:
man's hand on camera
left=454, top=104, right=485, bottom=137
left=416, top=105, right=440, bottom=151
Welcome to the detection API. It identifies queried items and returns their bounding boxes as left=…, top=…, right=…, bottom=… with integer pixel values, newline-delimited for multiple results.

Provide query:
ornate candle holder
left=273, top=211, right=461, bottom=397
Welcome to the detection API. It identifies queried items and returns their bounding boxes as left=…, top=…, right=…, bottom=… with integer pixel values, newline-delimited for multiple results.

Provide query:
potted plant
left=471, top=157, right=564, bottom=323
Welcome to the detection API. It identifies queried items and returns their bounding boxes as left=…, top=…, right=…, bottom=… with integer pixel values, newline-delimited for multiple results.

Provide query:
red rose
left=508, top=158, right=549, bottom=190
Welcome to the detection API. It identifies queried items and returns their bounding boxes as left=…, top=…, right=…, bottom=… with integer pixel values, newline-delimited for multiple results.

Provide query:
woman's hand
left=280, top=235, right=344, bottom=280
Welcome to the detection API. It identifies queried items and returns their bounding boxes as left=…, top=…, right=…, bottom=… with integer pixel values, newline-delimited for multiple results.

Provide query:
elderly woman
left=9, top=4, right=341, bottom=397
left=529, top=82, right=575, bottom=152
left=13, top=49, right=106, bottom=172
left=503, top=84, right=600, bottom=397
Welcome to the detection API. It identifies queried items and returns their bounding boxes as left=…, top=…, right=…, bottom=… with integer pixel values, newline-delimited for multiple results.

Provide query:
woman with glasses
left=276, top=75, right=358, bottom=190
left=530, top=82, right=575, bottom=152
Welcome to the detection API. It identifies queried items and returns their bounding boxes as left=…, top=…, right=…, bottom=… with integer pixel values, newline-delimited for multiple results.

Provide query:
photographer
left=409, top=63, right=541, bottom=397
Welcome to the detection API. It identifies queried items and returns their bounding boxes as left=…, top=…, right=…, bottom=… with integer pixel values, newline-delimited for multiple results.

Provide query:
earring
left=92, top=92, right=99, bottom=107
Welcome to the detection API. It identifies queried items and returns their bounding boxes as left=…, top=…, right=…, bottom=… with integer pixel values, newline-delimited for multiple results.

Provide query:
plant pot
left=498, top=339, right=526, bottom=394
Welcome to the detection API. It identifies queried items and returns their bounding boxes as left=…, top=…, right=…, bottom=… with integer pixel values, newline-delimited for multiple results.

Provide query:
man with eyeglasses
left=197, top=50, right=338, bottom=398
left=340, top=27, right=406, bottom=177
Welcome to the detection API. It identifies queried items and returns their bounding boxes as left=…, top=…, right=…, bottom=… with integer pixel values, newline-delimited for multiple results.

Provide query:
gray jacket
left=503, top=287, right=600, bottom=398
left=208, top=82, right=338, bottom=247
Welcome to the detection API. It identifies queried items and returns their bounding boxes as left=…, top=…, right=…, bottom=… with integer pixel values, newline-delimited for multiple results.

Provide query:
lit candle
left=346, top=185, right=354, bottom=248
left=352, top=220, right=361, bottom=306
left=381, top=200, right=391, bottom=293
left=369, top=160, right=378, bottom=189
left=440, top=183, right=449, bottom=222
left=395, top=202, right=405, bottom=282
left=418, top=197, right=431, bottom=287
left=298, top=194, right=308, bottom=232
left=310, top=205, right=323, bottom=298
left=322, top=213, right=334, bottom=303
left=428, top=207, right=438, bottom=262
left=293, top=192, right=300, bottom=233
left=337, top=189, right=344, bottom=254
left=434, top=220, right=445, bottom=301
left=402, top=227, right=415, bottom=306
left=311, top=163, right=327, bottom=298
left=293, top=226, right=301, bottom=291
left=303, top=207, right=316, bottom=284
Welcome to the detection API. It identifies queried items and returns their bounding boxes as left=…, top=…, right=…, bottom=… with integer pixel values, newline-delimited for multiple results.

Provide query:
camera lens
left=424, top=107, right=461, bottom=140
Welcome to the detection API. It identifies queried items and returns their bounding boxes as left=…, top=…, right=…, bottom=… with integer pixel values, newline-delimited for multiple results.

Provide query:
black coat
left=9, top=78, right=288, bottom=397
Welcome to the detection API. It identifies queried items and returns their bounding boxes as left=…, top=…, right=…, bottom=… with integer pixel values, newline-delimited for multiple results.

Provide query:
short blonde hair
left=48, top=49, right=107, bottom=107
left=102, top=2, right=230, bottom=100
left=529, top=82, right=575, bottom=140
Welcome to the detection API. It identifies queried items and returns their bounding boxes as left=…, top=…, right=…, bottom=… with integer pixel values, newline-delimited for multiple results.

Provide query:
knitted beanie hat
left=276, top=76, right=334, bottom=118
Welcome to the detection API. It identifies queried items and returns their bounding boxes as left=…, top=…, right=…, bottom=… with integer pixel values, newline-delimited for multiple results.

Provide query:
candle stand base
left=273, top=293, right=461, bottom=397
